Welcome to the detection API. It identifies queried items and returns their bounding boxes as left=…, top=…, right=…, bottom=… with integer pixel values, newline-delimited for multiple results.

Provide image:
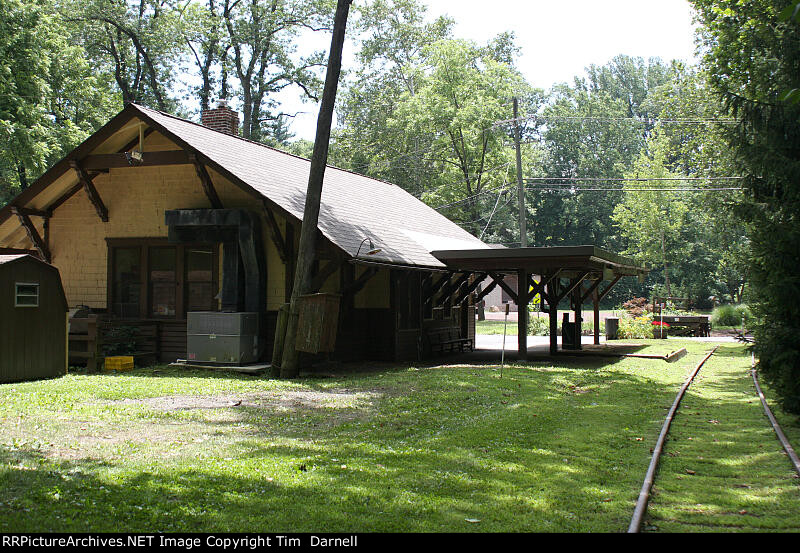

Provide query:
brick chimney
left=200, top=99, right=240, bottom=136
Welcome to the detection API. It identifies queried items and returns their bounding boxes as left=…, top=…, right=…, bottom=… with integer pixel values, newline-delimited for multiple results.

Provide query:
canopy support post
left=547, top=276, right=559, bottom=355
left=517, top=268, right=529, bottom=360
left=593, top=287, right=600, bottom=345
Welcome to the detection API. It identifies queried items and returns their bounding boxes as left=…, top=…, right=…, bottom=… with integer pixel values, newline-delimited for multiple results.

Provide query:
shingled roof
left=0, top=103, right=489, bottom=269
left=137, top=105, right=488, bottom=268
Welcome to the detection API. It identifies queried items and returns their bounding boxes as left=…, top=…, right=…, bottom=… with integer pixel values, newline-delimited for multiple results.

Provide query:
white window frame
left=14, top=282, right=39, bottom=307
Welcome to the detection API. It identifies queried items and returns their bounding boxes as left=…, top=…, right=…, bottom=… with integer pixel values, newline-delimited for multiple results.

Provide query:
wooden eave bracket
left=435, top=272, right=471, bottom=307
left=453, top=272, right=487, bottom=305
left=597, top=275, right=623, bottom=302
left=310, top=259, right=344, bottom=293
left=262, top=203, right=289, bottom=263
left=424, top=271, right=454, bottom=306
left=343, top=267, right=378, bottom=297
left=488, top=272, right=518, bottom=305
left=69, top=160, right=108, bottom=222
left=189, top=152, right=223, bottom=209
left=11, top=207, right=50, bottom=262
left=555, top=272, right=590, bottom=304
left=475, top=279, right=499, bottom=302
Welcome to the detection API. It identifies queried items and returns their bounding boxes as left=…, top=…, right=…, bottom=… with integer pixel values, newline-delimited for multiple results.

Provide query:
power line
left=434, top=182, right=515, bottom=210
left=492, top=114, right=739, bottom=128
left=523, top=176, right=747, bottom=182
left=525, top=186, right=743, bottom=192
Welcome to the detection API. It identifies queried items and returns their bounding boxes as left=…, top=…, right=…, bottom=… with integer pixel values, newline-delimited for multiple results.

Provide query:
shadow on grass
left=0, top=364, right=683, bottom=533
left=8, top=346, right=789, bottom=533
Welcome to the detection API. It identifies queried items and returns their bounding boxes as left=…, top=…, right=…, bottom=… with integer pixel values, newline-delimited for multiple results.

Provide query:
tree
left=385, top=37, right=536, bottom=237
left=530, top=57, right=673, bottom=250
left=642, top=66, right=749, bottom=305
left=612, top=129, right=691, bottom=296
left=333, top=0, right=454, bottom=197
left=184, top=0, right=229, bottom=111
left=65, top=0, right=187, bottom=111
left=221, top=0, right=333, bottom=141
left=0, top=0, right=119, bottom=203
left=691, top=0, right=800, bottom=413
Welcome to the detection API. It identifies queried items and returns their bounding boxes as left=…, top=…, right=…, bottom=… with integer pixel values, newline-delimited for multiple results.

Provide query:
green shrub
left=528, top=316, right=549, bottom=336
left=735, top=304, right=752, bottom=323
left=712, top=304, right=750, bottom=327
left=617, top=313, right=654, bottom=339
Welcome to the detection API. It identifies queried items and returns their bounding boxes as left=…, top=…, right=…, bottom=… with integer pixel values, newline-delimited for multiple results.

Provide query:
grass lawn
left=475, top=319, right=518, bottom=335
left=0, top=341, right=798, bottom=532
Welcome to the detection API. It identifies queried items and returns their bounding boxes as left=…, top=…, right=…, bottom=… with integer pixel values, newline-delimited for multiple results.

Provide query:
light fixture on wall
left=356, top=237, right=381, bottom=258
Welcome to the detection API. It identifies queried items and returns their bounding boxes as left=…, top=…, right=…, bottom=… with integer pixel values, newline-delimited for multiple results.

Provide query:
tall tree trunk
left=278, top=0, right=353, bottom=378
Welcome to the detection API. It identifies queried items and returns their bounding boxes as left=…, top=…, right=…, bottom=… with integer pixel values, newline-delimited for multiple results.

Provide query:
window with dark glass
left=15, top=283, right=39, bottom=307
left=396, top=272, right=421, bottom=330
left=109, top=241, right=218, bottom=319
left=112, top=247, right=141, bottom=317
left=149, top=246, right=177, bottom=317
left=185, top=247, right=215, bottom=311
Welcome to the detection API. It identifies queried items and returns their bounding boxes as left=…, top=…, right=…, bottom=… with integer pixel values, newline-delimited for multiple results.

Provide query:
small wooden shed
left=0, top=254, right=68, bottom=383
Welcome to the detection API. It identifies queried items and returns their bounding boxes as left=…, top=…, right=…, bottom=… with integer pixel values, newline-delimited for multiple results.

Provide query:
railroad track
left=628, top=346, right=800, bottom=533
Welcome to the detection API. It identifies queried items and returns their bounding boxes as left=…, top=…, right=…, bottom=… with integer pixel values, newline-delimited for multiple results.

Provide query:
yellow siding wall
left=355, top=267, right=389, bottom=309
left=34, top=132, right=390, bottom=313
left=48, top=138, right=287, bottom=311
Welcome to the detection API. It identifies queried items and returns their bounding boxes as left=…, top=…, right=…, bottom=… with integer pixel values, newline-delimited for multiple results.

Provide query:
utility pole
left=513, top=97, right=527, bottom=247
left=278, top=0, right=353, bottom=378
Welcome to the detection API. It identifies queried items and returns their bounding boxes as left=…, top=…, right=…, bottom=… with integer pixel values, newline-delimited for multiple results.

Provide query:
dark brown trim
left=11, top=207, right=50, bottom=262
left=309, top=259, right=343, bottom=293
left=12, top=207, right=50, bottom=218
left=597, top=275, right=623, bottom=302
left=474, top=279, right=498, bottom=302
left=424, top=271, right=452, bottom=306
left=435, top=272, right=470, bottom=307
left=0, top=247, right=38, bottom=257
left=580, top=277, right=604, bottom=304
left=453, top=273, right=487, bottom=305
left=81, top=150, right=191, bottom=170
left=0, top=105, right=144, bottom=226
left=69, top=160, right=108, bottom=222
left=554, top=272, right=590, bottom=304
left=188, top=152, right=223, bottom=208
left=343, top=267, right=378, bottom=297
left=263, top=202, right=288, bottom=263
left=106, top=238, right=218, bottom=319
left=488, top=272, right=518, bottom=305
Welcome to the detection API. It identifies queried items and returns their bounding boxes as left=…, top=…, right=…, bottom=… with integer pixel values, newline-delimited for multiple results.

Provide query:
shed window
left=15, top=283, right=39, bottom=307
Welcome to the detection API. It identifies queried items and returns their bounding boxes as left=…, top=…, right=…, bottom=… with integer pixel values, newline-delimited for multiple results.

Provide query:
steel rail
left=751, top=354, right=800, bottom=477
left=627, top=346, right=719, bottom=533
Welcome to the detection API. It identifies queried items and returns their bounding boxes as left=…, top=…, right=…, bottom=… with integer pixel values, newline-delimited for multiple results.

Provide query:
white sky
left=278, top=0, right=700, bottom=141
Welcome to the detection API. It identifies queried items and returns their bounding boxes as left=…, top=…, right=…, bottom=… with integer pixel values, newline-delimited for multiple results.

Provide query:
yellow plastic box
left=104, top=356, right=134, bottom=371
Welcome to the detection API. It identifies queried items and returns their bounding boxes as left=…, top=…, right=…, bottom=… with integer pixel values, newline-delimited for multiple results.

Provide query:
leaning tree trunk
left=278, top=0, right=353, bottom=378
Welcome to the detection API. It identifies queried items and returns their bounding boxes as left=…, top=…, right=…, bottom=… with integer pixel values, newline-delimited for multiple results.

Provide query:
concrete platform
left=170, top=360, right=271, bottom=375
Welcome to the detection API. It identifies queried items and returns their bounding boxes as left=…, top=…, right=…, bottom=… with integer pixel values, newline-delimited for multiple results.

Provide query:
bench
left=657, top=316, right=711, bottom=337
left=426, top=327, right=473, bottom=354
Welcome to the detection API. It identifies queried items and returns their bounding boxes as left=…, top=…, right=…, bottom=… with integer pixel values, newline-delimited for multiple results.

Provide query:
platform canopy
left=431, top=245, right=649, bottom=359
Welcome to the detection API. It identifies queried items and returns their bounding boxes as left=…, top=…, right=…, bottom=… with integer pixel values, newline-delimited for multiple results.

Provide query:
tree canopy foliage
left=690, top=0, right=800, bottom=413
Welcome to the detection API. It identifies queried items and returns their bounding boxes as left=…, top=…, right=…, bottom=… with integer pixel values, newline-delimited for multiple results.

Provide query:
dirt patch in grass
left=5, top=388, right=395, bottom=463
left=109, top=389, right=379, bottom=412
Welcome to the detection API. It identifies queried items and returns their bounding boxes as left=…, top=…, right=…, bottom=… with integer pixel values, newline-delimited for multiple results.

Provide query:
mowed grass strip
left=644, top=344, right=800, bottom=532
left=0, top=341, right=769, bottom=533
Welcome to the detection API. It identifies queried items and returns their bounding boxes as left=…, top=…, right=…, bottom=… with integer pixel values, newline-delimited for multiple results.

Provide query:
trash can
left=606, top=317, right=619, bottom=340
left=562, top=313, right=582, bottom=350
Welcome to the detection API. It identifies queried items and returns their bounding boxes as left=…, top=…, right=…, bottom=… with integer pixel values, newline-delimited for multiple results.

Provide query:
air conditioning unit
left=186, top=312, right=260, bottom=364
